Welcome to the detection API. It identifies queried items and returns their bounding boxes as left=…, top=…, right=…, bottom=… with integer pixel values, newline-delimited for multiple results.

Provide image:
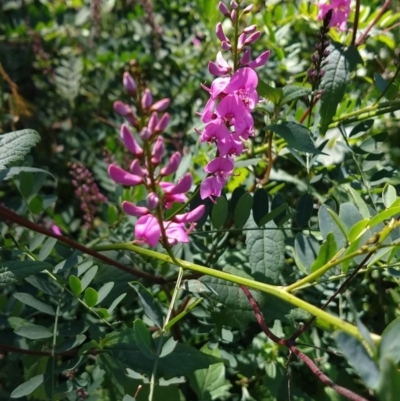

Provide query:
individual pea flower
left=317, top=0, right=351, bottom=32
left=197, top=1, right=270, bottom=200
left=109, top=70, right=205, bottom=247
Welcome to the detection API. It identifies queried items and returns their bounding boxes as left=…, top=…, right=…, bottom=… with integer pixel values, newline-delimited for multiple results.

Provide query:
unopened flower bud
left=237, top=33, right=247, bottom=50
left=221, top=41, right=232, bottom=50
left=130, top=159, right=146, bottom=176
left=169, top=173, right=192, bottom=195
left=160, top=151, right=181, bottom=176
left=113, top=101, right=130, bottom=116
left=243, top=4, right=254, bottom=13
left=147, top=192, right=159, bottom=209
left=155, top=113, right=170, bottom=132
left=122, top=201, right=149, bottom=217
left=150, top=98, right=170, bottom=112
left=247, top=50, right=270, bottom=69
left=140, top=127, right=152, bottom=140
left=239, top=49, right=251, bottom=65
left=244, top=25, right=257, bottom=34
left=208, top=61, right=230, bottom=76
left=244, top=31, right=261, bottom=46
left=120, top=124, right=143, bottom=157
left=108, top=165, right=142, bottom=186
left=230, top=9, right=237, bottom=22
left=148, top=112, right=159, bottom=134
left=141, top=88, right=153, bottom=109
left=151, top=136, right=165, bottom=165
left=218, top=1, right=230, bottom=17
left=230, top=1, right=238, bottom=9
left=123, top=72, right=137, bottom=95
left=174, top=205, right=205, bottom=223
left=216, top=22, right=229, bottom=43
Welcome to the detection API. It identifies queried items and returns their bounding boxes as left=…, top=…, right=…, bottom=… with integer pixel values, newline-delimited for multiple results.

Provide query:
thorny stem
left=240, top=286, right=369, bottom=401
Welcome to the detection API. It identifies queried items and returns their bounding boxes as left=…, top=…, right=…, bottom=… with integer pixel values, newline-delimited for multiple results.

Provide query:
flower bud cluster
left=198, top=1, right=270, bottom=201
left=68, top=162, right=108, bottom=230
left=109, top=72, right=205, bottom=247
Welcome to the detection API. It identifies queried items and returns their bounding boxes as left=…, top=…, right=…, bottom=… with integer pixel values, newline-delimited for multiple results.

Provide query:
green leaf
left=335, top=331, right=380, bottom=389
left=376, top=357, right=400, bottom=401
left=13, top=292, right=55, bottom=316
left=129, top=282, right=164, bottom=328
left=252, top=188, right=269, bottom=227
left=374, top=73, right=398, bottom=100
left=296, top=193, right=314, bottom=227
left=84, top=287, right=98, bottom=307
left=0, top=166, right=54, bottom=182
left=0, top=260, right=52, bottom=287
left=234, top=192, right=253, bottom=228
left=349, top=119, right=374, bottom=138
left=320, top=44, right=361, bottom=134
left=97, top=282, right=114, bottom=303
left=318, top=204, right=346, bottom=249
left=80, top=265, right=98, bottom=291
left=379, top=317, right=400, bottom=365
left=281, top=85, right=311, bottom=105
left=294, top=233, right=320, bottom=272
left=0, top=129, right=40, bottom=171
left=245, top=217, right=285, bottom=283
left=99, top=329, right=220, bottom=379
left=188, top=345, right=231, bottom=400
left=69, top=275, right=82, bottom=296
left=259, top=202, right=287, bottom=227
left=257, top=79, right=283, bottom=104
left=108, top=293, right=127, bottom=313
left=11, top=374, right=44, bottom=398
left=369, top=206, right=400, bottom=229
left=339, top=202, right=363, bottom=232
left=211, top=196, right=228, bottom=229
left=348, top=219, right=369, bottom=243
left=133, top=318, right=156, bottom=358
left=382, top=184, right=397, bottom=208
left=310, top=232, right=337, bottom=272
left=15, top=324, right=53, bottom=339
left=58, top=321, right=89, bottom=337
left=266, top=122, right=320, bottom=154
left=28, top=195, right=44, bottom=214
left=38, top=237, right=57, bottom=261
left=159, top=336, right=178, bottom=358
left=107, top=204, right=119, bottom=225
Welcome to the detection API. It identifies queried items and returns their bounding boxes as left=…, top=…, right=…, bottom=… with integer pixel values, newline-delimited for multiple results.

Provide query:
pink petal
left=122, top=201, right=149, bottom=217
left=174, top=205, right=205, bottom=223
left=120, top=124, right=143, bottom=156
left=108, top=164, right=142, bottom=186
left=135, top=215, right=161, bottom=247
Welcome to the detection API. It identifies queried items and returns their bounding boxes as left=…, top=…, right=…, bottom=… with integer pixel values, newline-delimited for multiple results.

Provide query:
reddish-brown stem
left=355, top=0, right=392, bottom=47
left=0, top=204, right=165, bottom=284
left=298, top=96, right=320, bottom=124
left=289, top=346, right=369, bottom=401
left=351, top=0, right=362, bottom=47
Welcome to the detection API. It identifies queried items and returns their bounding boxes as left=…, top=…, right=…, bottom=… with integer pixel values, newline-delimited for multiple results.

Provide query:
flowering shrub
left=1, top=1, right=400, bottom=401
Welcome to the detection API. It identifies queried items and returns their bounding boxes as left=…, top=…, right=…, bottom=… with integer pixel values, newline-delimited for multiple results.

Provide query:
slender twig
left=0, top=204, right=165, bottom=284
left=351, top=0, right=362, bottom=47
left=355, top=0, right=392, bottom=46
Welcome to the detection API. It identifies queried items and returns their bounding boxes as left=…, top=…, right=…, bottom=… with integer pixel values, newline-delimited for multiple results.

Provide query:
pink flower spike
left=150, top=98, right=170, bottom=112
left=160, top=151, right=181, bottom=176
left=244, top=31, right=261, bottom=46
left=174, top=205, right=205, bottom=223
left=239, top=49, right=251, bottom=65
left=120, top=124, right=143, bottom=157
left=164, top=222, right=189, bottom=245
left=114, top=101, right=130, bottom=116
left=244, top=25, right=257, bottom=34
left=123, top=72, right=137, bottom=95
left=200, top=175, right=225, bottom=200
left=108, top=164, right=142, bottom=186
left=141, top=88, right=153, bottom=109
left=216, top=23, right=229, bottom=43
left=130, top=159, right=146, bottom=176
left=168, top=173, right=192, bottom=195
left=135, top=214, right=161, bottom=247
left=208, top=61, right=230, bottom=76
left=218, top=1, right=230, bottom=16
left=147, top=192, right=159, bottom=209
left=122, top=201, right=149, bottom=217
left=248, top=50, right=270, bottom=69
left=151, top=136, right=165, bottom=165
left=155, top=113, right=170, bottom=132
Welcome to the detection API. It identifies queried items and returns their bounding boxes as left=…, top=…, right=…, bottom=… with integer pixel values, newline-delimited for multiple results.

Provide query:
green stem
left=50, top=295, right=61, bottom=400
left=93, top=243, right=381, bottom=343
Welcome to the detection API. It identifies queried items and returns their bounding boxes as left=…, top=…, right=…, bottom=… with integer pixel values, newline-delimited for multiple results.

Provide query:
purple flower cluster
left=109, top=73, right=205, bottom=247
left=198, top=1, right=270, bottom=201
left=68, top=162, right=108, bottom=230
